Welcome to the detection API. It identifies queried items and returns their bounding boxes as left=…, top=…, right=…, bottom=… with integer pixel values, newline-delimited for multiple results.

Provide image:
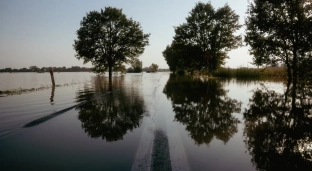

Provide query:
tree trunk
left=285, top=53, right=292, bottom=84
left=292, top=48, right=298, bottom=108
left=283, top=40, right=292, bottom=83
left=108, top=64, right=113, bottom=91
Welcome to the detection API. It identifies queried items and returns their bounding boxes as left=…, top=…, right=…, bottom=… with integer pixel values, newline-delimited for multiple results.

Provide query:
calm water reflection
left=1, top=72, right=312, bottom=170
left=76, top=75, right=145, bottom=141
left=244, top=82, right=312, bottom=170
left=0, top=73, right=146, bottom=171
left=163, top=74, right=312, bottom=170
left=163, top=75, right=242, bottom=145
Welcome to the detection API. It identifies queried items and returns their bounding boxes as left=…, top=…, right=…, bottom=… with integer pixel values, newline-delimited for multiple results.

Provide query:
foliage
left=73, top=7, right=150, bottom=89
left=176, top=69, right=186, bottom=75
left=113, top=63, right=126, bottom=74
left=29, top=66, right=40, bottom=72
left=149, top=63, right=159, bottom=72
left=127, top=59, right=142, bottom=73
left=245, top=0, right=312, bottom=84
left=162, top=43, right=202, bottom=73
left=165, top=2, right=241, bottom=73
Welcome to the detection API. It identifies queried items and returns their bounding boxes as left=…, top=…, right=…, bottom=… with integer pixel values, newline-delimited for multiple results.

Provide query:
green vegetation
left=73, top=7, right=150, bottom=90
left=0, top=82, right=83, bottom=97
left=162, top=0, right=312, bottom=82
left=0, top=85, right=56, bottom=97
left=127, top=59, right=143, bottom=73
left=212, top=67, right=286, bottom=80
left=163, top=2, right=242, bottom=74
left=149, top=63, right=159, bottom=72
left=245, top=0, right=312, bottom=84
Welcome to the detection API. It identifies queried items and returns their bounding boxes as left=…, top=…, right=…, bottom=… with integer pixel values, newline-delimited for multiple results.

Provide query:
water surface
left=0, top=72, right=311, bottom=171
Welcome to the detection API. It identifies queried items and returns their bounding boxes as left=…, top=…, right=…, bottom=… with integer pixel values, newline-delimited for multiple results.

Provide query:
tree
left=29, top=66, right=40, bottom=72
left=113, top=63, right=126, bottom=74
left=171, top=2, right=241, bottom=73
left=73, top=7, right=150, bottom=90
left=4, top=68, right=12, bottom=72
left=163, top=44, right=180, bottom=72
left=163, top=42, right=203, bottom=73
left=149, top=63, right=159, bottom=72
left=128, top=58, right=142, bottom=73
left=245, top=0, right=312, bottom=86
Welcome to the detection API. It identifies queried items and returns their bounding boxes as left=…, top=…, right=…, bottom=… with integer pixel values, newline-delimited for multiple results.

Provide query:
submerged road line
left=132, top=73, right=190, bottom=171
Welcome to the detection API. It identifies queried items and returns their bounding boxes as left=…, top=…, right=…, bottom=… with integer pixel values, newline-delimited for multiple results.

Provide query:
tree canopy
left=127, top=59, right=142, bottom=73
left=73, top=7, right=150, bottom=90
left=164, top=2, right=241, bottom=74
left=245, top=0, right=312, bottom=84
left=149, top=63, right=159, bottom=72
left=163, top=42, right=203, bottom=73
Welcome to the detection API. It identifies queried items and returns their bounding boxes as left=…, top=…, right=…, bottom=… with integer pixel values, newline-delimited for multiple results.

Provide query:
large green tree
left=73, top=7, right=150, bottom=90
left=169, top=2, right=241, bottom=73
left=245, top=0, right=312, bottom=86
left=163, top=42, right=203, bottom=73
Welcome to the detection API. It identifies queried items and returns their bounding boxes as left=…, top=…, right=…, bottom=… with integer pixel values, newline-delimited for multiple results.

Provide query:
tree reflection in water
left=163, top=74, right=241, bottom=145
left=244, top=82, right=312, bottom=170
left=76, top=75, right=145, bottom=142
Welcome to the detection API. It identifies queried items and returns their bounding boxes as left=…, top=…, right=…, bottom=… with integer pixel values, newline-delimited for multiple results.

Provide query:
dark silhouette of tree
left=76, top=75, right=145, bottom=142
left=245, top=0, right=312, bottom=86
left=149, top=63, right=159, bottom=72
left=3, top=68, right=12, bottom=72
left=73, top=7, right=150, bottom=90
left=163, top=75, right=241, bottom=145
left=243, top=83, right=312, bottom=171
left=19, top=67, right=29, bottom=72
left=162, top=43, right=203, bottom=73
left=29, top=66, right=40, bottom=72
left=127, top=59, right=142, bottom=73
left=165, top=2, right=241, bottom=74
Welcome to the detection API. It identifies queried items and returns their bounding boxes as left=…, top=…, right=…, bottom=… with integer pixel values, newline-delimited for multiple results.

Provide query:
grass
left=213, top=67, right=286, bottom=80
left=0, top=81, right=84, bottom=97
left=0, top=85, right=59, bottom=97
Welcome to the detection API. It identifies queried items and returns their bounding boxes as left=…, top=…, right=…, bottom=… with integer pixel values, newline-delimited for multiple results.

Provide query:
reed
left=0, top=81, right=84, bottom=97
left=213, top=68, right=234, bottom=77
left=213, top=67, right=286, bottom=79
left=235, top=67, right=261, bottom=78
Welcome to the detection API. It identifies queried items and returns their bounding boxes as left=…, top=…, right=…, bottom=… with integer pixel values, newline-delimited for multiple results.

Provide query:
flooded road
left=1, top=72, right=312, bottom=170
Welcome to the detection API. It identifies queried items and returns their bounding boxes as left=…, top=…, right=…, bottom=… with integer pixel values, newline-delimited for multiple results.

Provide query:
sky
left=0, top=0, right=253, bottom=69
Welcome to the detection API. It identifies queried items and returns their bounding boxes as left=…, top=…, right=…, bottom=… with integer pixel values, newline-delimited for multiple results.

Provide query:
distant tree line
left=0, top=66, right=91, bottom=72
left=126, top=60, right=162, bottom=73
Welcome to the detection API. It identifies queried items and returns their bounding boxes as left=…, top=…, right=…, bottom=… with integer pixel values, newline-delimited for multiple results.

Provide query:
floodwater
left=0, top=72, right=311, bottom=171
